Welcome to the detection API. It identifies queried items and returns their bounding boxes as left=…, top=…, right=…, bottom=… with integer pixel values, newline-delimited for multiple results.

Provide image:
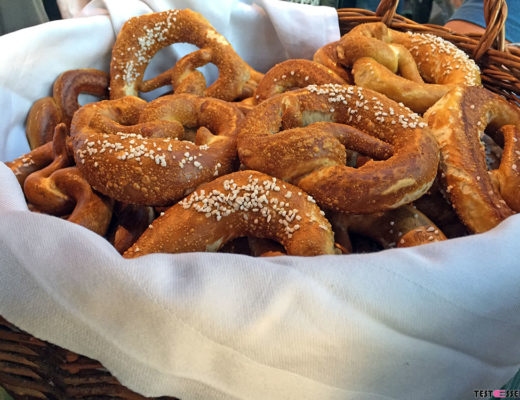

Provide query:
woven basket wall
left=1, top=0, right=519, bottom=398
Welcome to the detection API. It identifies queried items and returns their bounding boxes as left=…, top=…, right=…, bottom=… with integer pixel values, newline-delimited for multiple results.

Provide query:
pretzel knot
left=123, top=170, right=338, bottom=257
left=70, top=94, right=243, bottom=206
left=254, top=59, right=346, bottom=103
left=424, top=86, right=520, bottom=233
left=237, top=84, right=439, bottom=214
left=110, top=9, right=262, bottom=101
left=336, top=23, right=481, bottom=113
left=25, top=69, right=108, bottom=149
left=22, top=124, right=113, bottom=235
left=313, top=41, right=351, bottom=83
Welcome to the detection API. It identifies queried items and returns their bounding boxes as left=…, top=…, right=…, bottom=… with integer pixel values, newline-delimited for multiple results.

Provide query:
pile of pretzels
left=7, top=9, right=520, bottom=257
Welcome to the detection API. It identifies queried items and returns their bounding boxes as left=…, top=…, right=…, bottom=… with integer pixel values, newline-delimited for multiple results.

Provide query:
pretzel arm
left=492, top=125, right=520, bottom=211
left=138, top=66, right=176, bottom=93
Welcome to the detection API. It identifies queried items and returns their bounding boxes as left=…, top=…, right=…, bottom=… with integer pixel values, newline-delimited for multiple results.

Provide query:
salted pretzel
left=313, top=41, right=351, bottom=83
left=424, top=86, right=520, bottom=233
left=6, top=141, right=55, bottom=186
left=110, top=9, right=262, bottom=101
left=238, top=84, right=439, bottom=214
left=124, top=170, right=338, bottom=257
left=68, top=96, right=183, bottom=140
left=70, top=93, right=243, bottom=206
left=336, top=22, right=481, bottom=113
left=254, top=59, right=346, bottom=103
left=26, top=69, right=108, bottom=149
left=22, top=124, right=113, bottom=235
left=331, top=205, right=446, bottom=253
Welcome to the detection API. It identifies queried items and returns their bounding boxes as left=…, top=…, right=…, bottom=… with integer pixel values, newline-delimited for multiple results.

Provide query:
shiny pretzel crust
left=70, top=94, right=243, bottom=206
left=238, top=84, right=439, bottom=214
left=110, top=9, right=259, bottom=101
left=424, top=86, right=520, bottom=233
left=124, top=170, right=337, bottom=257
left=22, top=125, right=113, bottom=235
left=313, top=41, right=351, bottom=83
left=25, top=69, right=108, bottom=149
left=254, top=59, right=346, bottom=103
left=336, top=23, right=481, bottom=113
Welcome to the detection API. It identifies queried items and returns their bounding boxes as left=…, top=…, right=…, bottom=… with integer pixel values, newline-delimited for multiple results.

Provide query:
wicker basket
left=1, top=0, right=519, bottom=398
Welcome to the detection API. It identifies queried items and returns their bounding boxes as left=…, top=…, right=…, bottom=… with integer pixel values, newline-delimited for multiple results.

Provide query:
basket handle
left=373, top=0, right=508, bottom=61
left=375, top=0, right=399, bottom=26
left=473, top=0, right=508, bottom=61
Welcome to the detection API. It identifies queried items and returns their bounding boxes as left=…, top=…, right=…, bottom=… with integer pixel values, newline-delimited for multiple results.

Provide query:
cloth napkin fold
left=1, top=1, right=520, bottom=399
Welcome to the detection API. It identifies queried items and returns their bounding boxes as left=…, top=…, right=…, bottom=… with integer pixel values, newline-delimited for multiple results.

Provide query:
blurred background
left=1, top=0, right=461, bottom=35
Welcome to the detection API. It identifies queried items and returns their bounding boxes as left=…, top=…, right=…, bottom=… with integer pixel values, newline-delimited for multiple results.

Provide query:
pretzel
left=22, top=124, right=113, bottom=235
left=124, top=170, right=338, bottom=257
left=23, top=124, right=74, bottom=215
left=424, top=86, right=520, bottom=233
left=351, top=57, right=453, bottom=114
left=26, top=69, right=108, bottom=149
left=336, top=23, right=481, bottom=113
left=6, top=141, right=54, bottom=186
left=331, top=205, right=446, bottom=252
left=70, top=94, right=243, bottom=206
left=238, top=84, right=439, bottom=214
left=69, top=96, right=182, bottom=139
left=254, top=59, right=346, bottom=103
left=313, top=41, right=351, bottom=83
left=109, top=9, right=262, bottom=101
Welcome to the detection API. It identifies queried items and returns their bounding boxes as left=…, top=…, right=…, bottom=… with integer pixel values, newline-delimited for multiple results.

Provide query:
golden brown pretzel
left=490, top=125, right=520, bottom=212
left=70, top=94, right=243, bottom=206
left=22, top=124, right=113, bottom=235
left=124, top=170, right=338, bottom=257
left=109, top=9, right=262, bottom=101
left=43, top=167, right=113, bottom=235
left=352, top=57, right=453, bottom=114
left=424, top=86, right=520, bottom=233
left=254, top=59, right=346, bottom=103
left=238, top=84, right=439, bottom=214
left=6, top=141, right=55, bottom=186
left=23, top=124, right=74, bottom=215
left=336, top=23, right=481, bottom=113
left=69, top=96, right=184, bottom=140
left=25, top=69, right=108, bottom=149
left=331, top=205, right=447, bottom=253
left=313, top=41, right=351, bottom=83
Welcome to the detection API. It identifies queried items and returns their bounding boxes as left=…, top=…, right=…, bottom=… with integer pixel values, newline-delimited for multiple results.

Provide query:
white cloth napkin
left=1, top=1, right=519, bottom=399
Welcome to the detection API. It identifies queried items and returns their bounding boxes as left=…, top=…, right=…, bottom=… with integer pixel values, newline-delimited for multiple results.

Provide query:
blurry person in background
left=286, top=0, right=518, bottom=43
left=445, top=0, right=519, bottom=43
left=337, top=0, right=433, bottom=23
